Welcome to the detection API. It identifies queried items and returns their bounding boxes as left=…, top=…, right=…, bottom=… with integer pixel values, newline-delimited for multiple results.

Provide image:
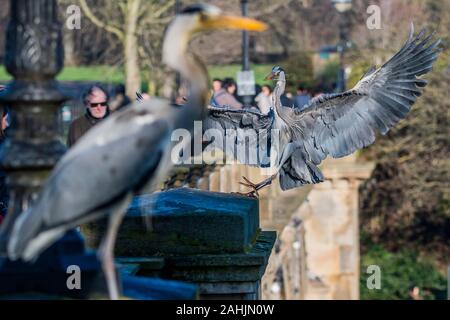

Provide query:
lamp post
left=241, top=0, right=250, bottom=73
left=240, top=0, right=253, bottom=105
left=174, top=0, right=182, bottom=100
left=331, top=0, right=352, bottom=92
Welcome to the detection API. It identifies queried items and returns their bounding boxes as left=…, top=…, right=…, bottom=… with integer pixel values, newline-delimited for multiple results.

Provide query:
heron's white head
left=163, top=4, right=267, bottom=72
left=265, top=66, right=285, bottom=81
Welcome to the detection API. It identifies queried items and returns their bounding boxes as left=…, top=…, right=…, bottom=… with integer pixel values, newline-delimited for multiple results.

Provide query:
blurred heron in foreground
left=2, top=4, right=266, bottom=300
left=206, top=25, right=441, bottom=196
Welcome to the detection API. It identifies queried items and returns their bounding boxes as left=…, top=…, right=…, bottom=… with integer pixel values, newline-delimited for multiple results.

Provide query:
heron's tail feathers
left=7, top=207, right=64, bottom=263
left=7, top=207, right=33, bottom=261
left=279, top=152, right=324, bottom=191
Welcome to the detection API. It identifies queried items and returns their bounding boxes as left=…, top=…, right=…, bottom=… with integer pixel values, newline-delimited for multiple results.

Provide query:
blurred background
left=0, top=0, right=447, bottom=300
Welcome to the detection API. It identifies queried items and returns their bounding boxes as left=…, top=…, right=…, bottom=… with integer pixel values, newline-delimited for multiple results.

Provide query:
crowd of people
left=210, top=77, right=324, bottom=114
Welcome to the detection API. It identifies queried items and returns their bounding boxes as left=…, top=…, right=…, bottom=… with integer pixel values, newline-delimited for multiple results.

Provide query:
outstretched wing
left=203, top=106, right=275, bottom=167
left=280, top=25, right=441, bottom=190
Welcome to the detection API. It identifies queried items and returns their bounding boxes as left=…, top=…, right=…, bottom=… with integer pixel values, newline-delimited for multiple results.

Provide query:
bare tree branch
left=79, top=0, right=125, bottom=41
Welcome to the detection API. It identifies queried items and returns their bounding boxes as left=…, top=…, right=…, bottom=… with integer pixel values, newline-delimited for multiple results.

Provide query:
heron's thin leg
left=236, top=143, right=296, bottom=198
left=236, top=174, right=278, bottom=198
left=99, top=212, right=123, bottom=300
left=98, top=194, right=132, bottom=300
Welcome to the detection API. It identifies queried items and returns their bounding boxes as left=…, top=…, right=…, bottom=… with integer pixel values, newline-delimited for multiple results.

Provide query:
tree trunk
left=124, top=0, right=141, bottom=99
left=63, top=29, right=77, bottom=66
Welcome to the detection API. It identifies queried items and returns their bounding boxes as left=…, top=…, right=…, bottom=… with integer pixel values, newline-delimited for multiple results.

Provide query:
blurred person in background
left=280, top=91, right=295, bottom=109
left=213, top=78, right=243, bottom=109
left=109, top=84, right=131, bottom=112
left=0, top=104, right=10, bottom=225
left=408, top=285, right=423, bottom=300
left=67, top=85, right=110, bottom=148
left=294, top=85, right=311, bottom=111
left=255, top=84, right=272, bottom=114
left=212, top=78, right=222, bottom=93
left=210, top=78, right=222, bottom=107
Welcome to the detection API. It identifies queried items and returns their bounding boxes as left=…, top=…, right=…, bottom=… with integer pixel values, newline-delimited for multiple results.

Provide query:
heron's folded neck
left=163, top=19, right=209, bottom=114
left=273, top=72, right=288, bottom=124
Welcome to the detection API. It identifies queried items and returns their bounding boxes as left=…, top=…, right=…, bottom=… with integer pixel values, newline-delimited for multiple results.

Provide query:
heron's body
left=205, top=25, right=441, bottom=194
left=7, top=99, right=196, bottom=261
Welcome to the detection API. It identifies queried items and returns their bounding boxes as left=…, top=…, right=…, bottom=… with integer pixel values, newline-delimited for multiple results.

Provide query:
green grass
left=208, top=64, right=273, bottom=85
left=0, top=64, right=275, bottom=85
left=0, top=65, right=124, bottom=82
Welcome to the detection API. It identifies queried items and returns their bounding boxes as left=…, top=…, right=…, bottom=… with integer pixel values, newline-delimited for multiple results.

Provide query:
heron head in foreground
left=265, top=66, right=285, bottom=80
left=163, top=4, right=267, bottom=72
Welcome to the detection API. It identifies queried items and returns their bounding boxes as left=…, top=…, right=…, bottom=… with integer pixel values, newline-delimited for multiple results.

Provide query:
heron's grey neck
left=272, top=72, right=288, bottom=124
left=163, top=18, right=208, bottom=124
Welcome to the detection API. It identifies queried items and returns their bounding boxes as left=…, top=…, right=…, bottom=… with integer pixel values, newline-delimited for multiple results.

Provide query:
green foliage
left=360, top=244, right=447, bottom=300
left=315, top=60, right=341, bottom=92
left=360, top=71, right=450, bottom=257
left=282, top=52, right=314, bottom=92
left=208, top=64, right=274, bottom=85
left=346, top=58, right=372, bottom=89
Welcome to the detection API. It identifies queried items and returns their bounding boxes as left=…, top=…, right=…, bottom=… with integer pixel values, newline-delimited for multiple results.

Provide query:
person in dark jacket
left=294, top=85, right=311, bottom=111
left=67, top=85, right=110, bottom=148
left=109, top=84, right=132, bottom=112
left=0, top=104, right=10, bottom=225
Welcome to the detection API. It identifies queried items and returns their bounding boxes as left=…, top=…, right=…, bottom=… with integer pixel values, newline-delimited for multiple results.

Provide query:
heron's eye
left=199, top=13, right=208, bottom=23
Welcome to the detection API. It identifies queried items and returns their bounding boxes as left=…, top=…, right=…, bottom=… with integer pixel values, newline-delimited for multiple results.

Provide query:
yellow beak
left=201, top=15, right=268, bottom=32
left=264, top=72, right=275, bottom=80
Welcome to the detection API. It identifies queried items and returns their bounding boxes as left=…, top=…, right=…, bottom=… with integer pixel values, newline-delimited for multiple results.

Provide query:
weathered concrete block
left=118, top=231, right=276, bottom=300
left=82, top=188, right=260, bottom=256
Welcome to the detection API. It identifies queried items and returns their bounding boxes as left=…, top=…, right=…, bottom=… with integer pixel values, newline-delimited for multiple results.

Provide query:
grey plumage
left=7, top=103, right=174, bottom=261
left=204, top=107, right=274, bottom=167
left=204, top=24, right=441, bottom=192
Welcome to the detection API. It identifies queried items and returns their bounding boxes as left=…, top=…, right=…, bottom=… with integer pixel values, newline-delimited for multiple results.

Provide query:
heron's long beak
left=264, top=72, right=275, bottom=80
left=202, top=15, right=267, bottom=32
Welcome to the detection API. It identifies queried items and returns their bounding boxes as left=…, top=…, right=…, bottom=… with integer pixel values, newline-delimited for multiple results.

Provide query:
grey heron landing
left=2, top=4, right=267, bottom=300
left=205, top=24, right=441, bottom=197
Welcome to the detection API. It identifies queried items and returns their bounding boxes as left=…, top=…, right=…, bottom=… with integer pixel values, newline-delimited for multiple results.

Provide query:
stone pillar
left=208, top=167, right=220, bottom=192
left=262, top=216, right=307, bottom=300
left=82, top=188, right=276, bottom=300
left=219, top=166, right=230, bottom=193
left=298, top=155, right=374, bottom=300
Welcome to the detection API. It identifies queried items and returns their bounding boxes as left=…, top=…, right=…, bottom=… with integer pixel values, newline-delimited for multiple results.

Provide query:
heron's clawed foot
left=235, top=176, right=261, bottom=198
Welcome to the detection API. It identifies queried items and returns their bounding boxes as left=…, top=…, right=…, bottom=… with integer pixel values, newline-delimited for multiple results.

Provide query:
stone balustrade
left=82, top=188, right=275, bottom=300
left=178, top=153, right=374, bottom=300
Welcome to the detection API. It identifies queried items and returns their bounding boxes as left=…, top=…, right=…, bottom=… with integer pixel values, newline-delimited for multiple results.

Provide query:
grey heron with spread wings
left=1, top=4, right=267, bottom=300
left=205, top=25, right=441, bottom=196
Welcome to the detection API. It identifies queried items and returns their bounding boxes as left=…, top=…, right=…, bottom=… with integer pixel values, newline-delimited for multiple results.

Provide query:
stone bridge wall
left=164, top=153, right=373, bottom=300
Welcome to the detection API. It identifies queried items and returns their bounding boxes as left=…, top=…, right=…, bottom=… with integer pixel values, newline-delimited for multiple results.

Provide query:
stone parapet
left=82, top=188, right=275, bottom=300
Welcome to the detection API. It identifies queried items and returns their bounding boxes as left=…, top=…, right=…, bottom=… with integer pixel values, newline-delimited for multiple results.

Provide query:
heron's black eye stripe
left=181, top=5, right=206, bottom=14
